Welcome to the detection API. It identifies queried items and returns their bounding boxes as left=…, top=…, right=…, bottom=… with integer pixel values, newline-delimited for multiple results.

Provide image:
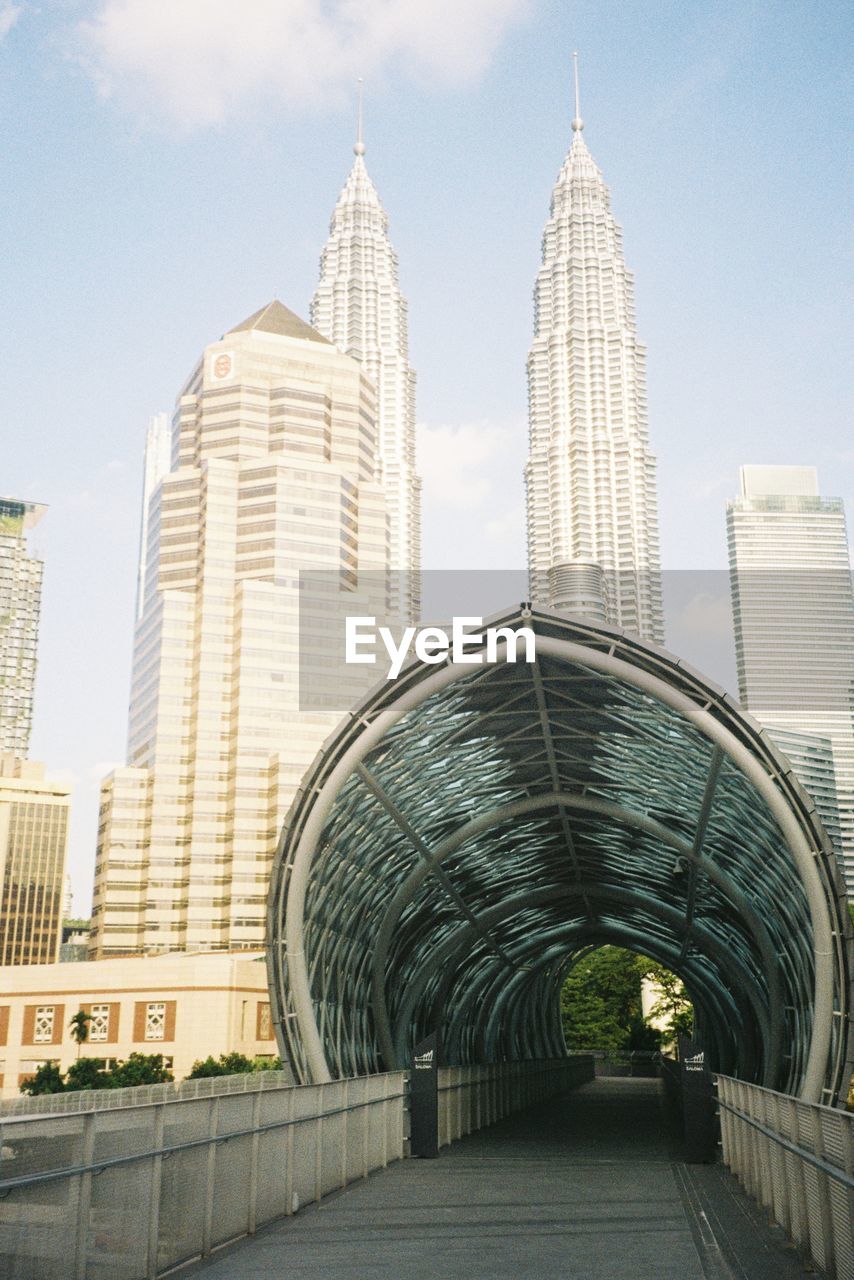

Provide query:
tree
left=188, top=1054, right=242, bottom=1078
left=65, top=1057, right=110, bottom=1091
left=188, top=1052, right=284, bottom=1079
left=69, top=1009, right=92, bottom=1058
left=635, top=958, right=693, bottom=1044
left=109, top=1053, right=173, bottom=1087
left=561, top=947, right=650, bottom=1053
left=20, top=1062, right=64, bottom=1095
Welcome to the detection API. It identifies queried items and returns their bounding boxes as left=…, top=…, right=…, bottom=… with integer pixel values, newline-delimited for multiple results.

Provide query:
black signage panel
left=410, top=1032, right=441, bottom=1158
left=678, top=1034, right=717, bottom=1163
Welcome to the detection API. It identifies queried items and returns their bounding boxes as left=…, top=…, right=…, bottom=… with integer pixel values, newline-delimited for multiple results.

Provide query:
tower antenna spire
left=571, top=51, right=584, bottom=133
left=354, top=77, right=365, bottom=156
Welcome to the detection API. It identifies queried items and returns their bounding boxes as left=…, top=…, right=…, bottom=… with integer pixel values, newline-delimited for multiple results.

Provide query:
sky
left=2, top=0, right=852, bottom=913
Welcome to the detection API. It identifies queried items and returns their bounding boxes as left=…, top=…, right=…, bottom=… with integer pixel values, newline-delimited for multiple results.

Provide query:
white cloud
left=0, top=3, right=22, bottom=41
left=77, top=0, right=530, bottom=126
left=418, top=420, right=515, bottom=510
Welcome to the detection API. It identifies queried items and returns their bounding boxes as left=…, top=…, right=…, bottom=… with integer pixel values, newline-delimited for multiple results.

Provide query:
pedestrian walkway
left=182, top=1079, right=814, bottom=1280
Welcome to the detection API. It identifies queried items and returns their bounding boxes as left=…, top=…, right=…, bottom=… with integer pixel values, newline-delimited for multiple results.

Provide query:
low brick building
left=0, top=950, right=277, bottom=1096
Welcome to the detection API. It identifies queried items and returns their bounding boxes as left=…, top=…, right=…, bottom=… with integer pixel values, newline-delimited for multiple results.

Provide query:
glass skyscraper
left=0, top=756, right=70, bottom=966
left=727, top=465, right=854, bottom=892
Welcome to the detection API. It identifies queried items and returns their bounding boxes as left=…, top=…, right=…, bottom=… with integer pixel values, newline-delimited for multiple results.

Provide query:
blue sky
left=2, top=0, right=852, bottom=911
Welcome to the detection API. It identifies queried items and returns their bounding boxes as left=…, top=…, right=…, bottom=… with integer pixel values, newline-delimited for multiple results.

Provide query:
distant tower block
left=0, top=498, right=46, bottom=756
left=727, top=464, right=854, bottom=894
left=526, top=58, right=663, bottom=642
left=0, top=755, right=70, bottom=965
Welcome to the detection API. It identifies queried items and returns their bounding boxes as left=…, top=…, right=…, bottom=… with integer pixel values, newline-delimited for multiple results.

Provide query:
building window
left=145, top=1002, right=166, bottom=1041
left=256, top=1002, right=273, bottom=1040
left=34, top=1007, right=55, bottom=1044
left=89, top=1004, right=110, bottom=1043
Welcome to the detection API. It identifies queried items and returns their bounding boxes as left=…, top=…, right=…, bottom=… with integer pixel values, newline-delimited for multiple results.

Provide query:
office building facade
left=89, top=301, right=390, bottom=957
left=0, top=756, right=70, bottom=966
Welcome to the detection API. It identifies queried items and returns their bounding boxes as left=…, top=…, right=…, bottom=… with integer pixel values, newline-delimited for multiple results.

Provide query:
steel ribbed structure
left=267, top=607, right=853, bottom=1105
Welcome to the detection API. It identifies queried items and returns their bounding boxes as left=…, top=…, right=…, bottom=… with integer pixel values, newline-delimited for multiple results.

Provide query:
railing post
left=285, top=1087, right=296, bottom=1215
left=340, top=1079, right=349, bottom=1189
left=202, top=1096, right=218, bottom=1256
left=789, top=1101, right=808, bottom=1252
left=812, top=1107, right=835, bottom=1276
left=146, top=1104, right=165, bottom=1280
left=73, top=1110, right=96, bottom=1280
left=314, top=1086, right=325, bottom=1202
left=248, top=1090, right=261, bottom=1235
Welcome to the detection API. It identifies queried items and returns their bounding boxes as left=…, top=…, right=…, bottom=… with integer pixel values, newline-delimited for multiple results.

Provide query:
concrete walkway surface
left=181, top=1078, right=815, bottom=1280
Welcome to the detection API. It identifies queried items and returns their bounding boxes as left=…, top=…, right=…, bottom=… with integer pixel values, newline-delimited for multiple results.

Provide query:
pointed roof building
left=525, top=58, right=664, bottom=642
left=228, top=300, right=331, bottom=344
left=311, top=97, right=421, bottom=623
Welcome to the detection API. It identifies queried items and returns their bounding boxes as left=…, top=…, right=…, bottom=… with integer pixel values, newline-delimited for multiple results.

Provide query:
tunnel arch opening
left=267, top=607, right=853, bottom=1104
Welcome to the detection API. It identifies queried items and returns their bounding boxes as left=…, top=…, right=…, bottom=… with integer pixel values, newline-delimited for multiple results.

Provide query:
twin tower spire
left=310, top=81, right=421, bottom=625
left=314, top=62, right=662, bottom=642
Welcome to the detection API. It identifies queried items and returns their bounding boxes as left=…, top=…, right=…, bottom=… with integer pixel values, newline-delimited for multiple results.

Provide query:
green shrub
left=19, top=1061, right=64, bottom=1095
left=188, top=1052, right=284, bottom=1079
left=65, top=1057, right=111, bottom=1091
left=109, top=1053, right=173, bottom=1087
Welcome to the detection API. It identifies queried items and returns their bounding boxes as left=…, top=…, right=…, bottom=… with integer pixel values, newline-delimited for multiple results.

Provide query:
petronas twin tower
left=310, top=123, right=422, bottom=624
left=90, top=72, right=664, bottom=957
left=526, top=80, right=663, bottom=641
left=132, top=72, right=664, bottom=642
left=311, top=67, right=662, bottom=640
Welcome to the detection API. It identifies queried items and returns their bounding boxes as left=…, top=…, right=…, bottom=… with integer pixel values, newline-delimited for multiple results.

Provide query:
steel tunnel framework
left=267, top=608, right=854, bottom=1105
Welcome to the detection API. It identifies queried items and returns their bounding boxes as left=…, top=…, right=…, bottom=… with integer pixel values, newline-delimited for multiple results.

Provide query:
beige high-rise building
left=0, top=756, right=70, bottom=965
left=89, top=301, right=390, bottom=958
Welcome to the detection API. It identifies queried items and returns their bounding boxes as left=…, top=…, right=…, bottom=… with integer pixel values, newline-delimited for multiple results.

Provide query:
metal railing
left=717, top=1075, right=854, bottom=1280
left=590, top=1049, right=660, bottom=1078
left=0, top=1067, right=296, bottom=1116
left=0, top=1071, right=405, bottom=1280
left=438, top=1056, right=594, bottom=1147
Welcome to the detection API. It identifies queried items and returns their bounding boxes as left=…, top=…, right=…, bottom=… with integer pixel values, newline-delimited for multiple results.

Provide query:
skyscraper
left=0, top=755, right=70, bottom=965
left=89, top=301, right=391, bottom=957
left=727, top=464, right=854, bottom=892
left=311, top=104, right=421, bottom=623
left=135, top=411, right=171, bottom=622
left=525, top=63, right=663, bottom=642
left=0, top=498, right=45, bottom=756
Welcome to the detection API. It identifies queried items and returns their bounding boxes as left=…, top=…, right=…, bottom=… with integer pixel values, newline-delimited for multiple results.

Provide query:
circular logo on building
left=213, top=353, right=232, bottom=379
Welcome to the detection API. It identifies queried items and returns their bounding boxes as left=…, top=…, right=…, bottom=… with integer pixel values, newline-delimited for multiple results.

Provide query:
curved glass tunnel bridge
left=268, top=607, right=854, bottom=1106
